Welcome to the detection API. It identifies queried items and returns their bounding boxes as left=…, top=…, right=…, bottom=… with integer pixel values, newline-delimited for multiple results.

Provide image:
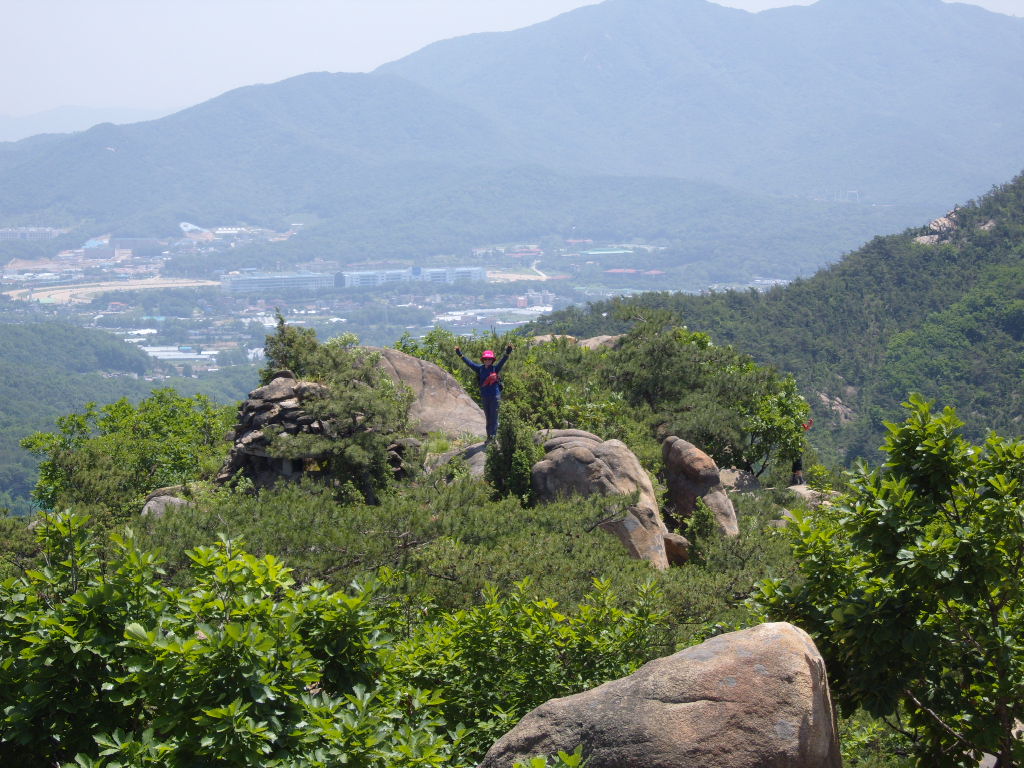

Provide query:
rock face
left=531, top=430, right=686, bottom=569
left=662, top=436, right=739, bottom=537
left=369, top=347, right=486, bottom=439
left=719, top=468, right=760, bottom=493
left=216, top=371, right=333, bottom=488
left=141, top=486, right=189, bottom=518
left=478, top=622, right=842, bottom=768
left=427, top=441, right=488, bottom=478
left=218, top=351, right=484, bottom=488
left=529, top=334, right=577, bottom=345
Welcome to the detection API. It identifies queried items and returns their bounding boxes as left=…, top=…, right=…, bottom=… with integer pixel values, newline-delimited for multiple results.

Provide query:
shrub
left=0, top=511, right=663, bottom=767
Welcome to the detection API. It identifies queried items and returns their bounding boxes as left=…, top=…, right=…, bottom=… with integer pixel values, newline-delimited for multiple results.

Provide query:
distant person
left=791, top=418, right=813, bottom=485
left=456, top=344, right=513, bottom=442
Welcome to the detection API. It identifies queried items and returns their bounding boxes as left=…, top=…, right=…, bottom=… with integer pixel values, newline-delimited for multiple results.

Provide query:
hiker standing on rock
left=456, top=343, right=513, bottom=442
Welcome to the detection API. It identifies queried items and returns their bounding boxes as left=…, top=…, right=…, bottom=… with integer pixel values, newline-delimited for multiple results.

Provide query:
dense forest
left=532, top=172, right=1024, bottom=464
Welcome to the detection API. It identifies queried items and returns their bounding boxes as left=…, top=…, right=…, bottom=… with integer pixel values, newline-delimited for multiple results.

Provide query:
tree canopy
left=757, top=395, right=1024, bottom=767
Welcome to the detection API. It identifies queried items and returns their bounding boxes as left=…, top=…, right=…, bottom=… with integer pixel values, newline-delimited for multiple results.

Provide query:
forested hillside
left=532, top=172, right=1024, bottom=463
left=0, top=323, right=254, bottom=512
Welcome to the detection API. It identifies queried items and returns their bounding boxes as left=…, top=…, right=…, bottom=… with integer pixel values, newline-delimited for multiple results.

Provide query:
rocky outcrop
left=217, top=351, right=484, bottom=487
left=719, top=468, right=760, bottom=493
left=787, top=485, right=838, bottom=509
left=216, top=371, right=332, bottom=488
left=478, top=622, right=842, bottom=768
left=915, top=209, right=961, bottom=245
left=817, top=392, right=855, bottom=424
left=531, top=430, right=687, bottom=569
left=529, top=334, right=578, bottom=345
left=577, top=334, right=623, bottom=351
left=662, top=436, right=739, bottom=537
left=530, top=334, right=623, bottom=351
left=369, top=347, right=486, bottom=439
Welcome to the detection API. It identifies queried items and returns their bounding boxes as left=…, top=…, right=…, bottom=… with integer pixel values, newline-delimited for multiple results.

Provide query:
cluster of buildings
left=0, top=227, right=65, bottom=241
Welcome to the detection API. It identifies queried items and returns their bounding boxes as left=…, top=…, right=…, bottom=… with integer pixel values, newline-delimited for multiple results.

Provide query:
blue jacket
left=459, top=351, right=510, bottom=399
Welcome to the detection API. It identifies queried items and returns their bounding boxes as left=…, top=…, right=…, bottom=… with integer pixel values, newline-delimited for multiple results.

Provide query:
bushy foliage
left=20, top=389, right=234, bottom=523
left=380, top=578, right=666, bottom=759
left=605, top=313, right=810, bottom=476
left=399, top=318, right=807, bottom=482
left=756, top=395, right=1024, bottom=767
left=484, top=402, right=545, bottom=501
left=0, top=511, right=663, bottom=766
left=131, top=473, right=797, bottom=656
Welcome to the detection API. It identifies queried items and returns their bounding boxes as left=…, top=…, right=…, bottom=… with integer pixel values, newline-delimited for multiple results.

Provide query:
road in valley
left=4, top=277, right=220, bottom=304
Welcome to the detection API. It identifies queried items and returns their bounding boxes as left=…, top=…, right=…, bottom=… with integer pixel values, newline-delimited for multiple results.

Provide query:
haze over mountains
left=384, top=0, right=1024, bottom=203
left=0, top=107, right=172, bottom=144
left=2, top=0, right=1023, bottom=278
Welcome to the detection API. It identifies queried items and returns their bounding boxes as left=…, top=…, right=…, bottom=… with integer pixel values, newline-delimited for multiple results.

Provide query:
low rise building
left=338, top=266, right=486, bottom=288
left=0, top=227, right=63, bottom=241
left=221, top=271, right=334, bottom=294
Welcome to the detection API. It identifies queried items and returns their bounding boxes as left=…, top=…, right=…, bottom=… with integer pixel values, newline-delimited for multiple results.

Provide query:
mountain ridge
left=381, top=0, right=1024, bottom=201
left=0, top=0, right=1021, bottom=278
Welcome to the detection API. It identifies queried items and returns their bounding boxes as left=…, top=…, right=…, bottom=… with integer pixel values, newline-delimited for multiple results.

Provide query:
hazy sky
left=2, top=0, right=1021, bottom=117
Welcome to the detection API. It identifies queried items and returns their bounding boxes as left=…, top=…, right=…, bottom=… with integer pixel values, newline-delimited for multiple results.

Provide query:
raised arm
left=455, top=346, right=482, bottom=372
left=495, top=344, right=513, bottom=372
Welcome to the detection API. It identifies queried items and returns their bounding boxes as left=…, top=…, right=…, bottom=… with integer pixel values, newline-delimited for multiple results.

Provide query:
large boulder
left=478, top=622, right=842, bottom=768
left=140, top=486, right=189, bottom=518
left=369, top=347, right=486, bottom=439
left=663, top=436, right=739, bottom=537
left=426, top=441, right=488, bottom=478
left=719, top=468, right=761, bottom=494
left=531, top=430, right=686, bottom=569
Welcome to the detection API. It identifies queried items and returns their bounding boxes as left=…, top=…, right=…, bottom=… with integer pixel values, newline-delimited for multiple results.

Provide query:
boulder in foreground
left=478, top=622, right=842, bottom=768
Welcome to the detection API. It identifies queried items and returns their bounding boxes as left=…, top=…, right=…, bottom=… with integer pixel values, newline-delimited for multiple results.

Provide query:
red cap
left=482, top=349, right=496, bottom=360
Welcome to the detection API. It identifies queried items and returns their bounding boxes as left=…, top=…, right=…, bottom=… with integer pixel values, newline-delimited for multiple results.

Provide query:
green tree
left=756, top=395, right=1024, bottom=767
left=0, top=512, right=457, bottom=767
left=260, top=310, right=320, bottom=384
left=0, top=511, right=658, bottom=767
left=606, top=314, right=808, bottom=475
left=20, top=389, right=235, bottom=523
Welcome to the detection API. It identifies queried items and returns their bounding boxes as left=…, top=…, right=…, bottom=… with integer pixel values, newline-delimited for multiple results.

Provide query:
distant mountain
left=0, top=106, right=172, bottom=143
left=0, top=0, right=1022, bottom=278
left=382, top=0, right=1024, bottom=206
left=531, top=170, right=1024, bottom=463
